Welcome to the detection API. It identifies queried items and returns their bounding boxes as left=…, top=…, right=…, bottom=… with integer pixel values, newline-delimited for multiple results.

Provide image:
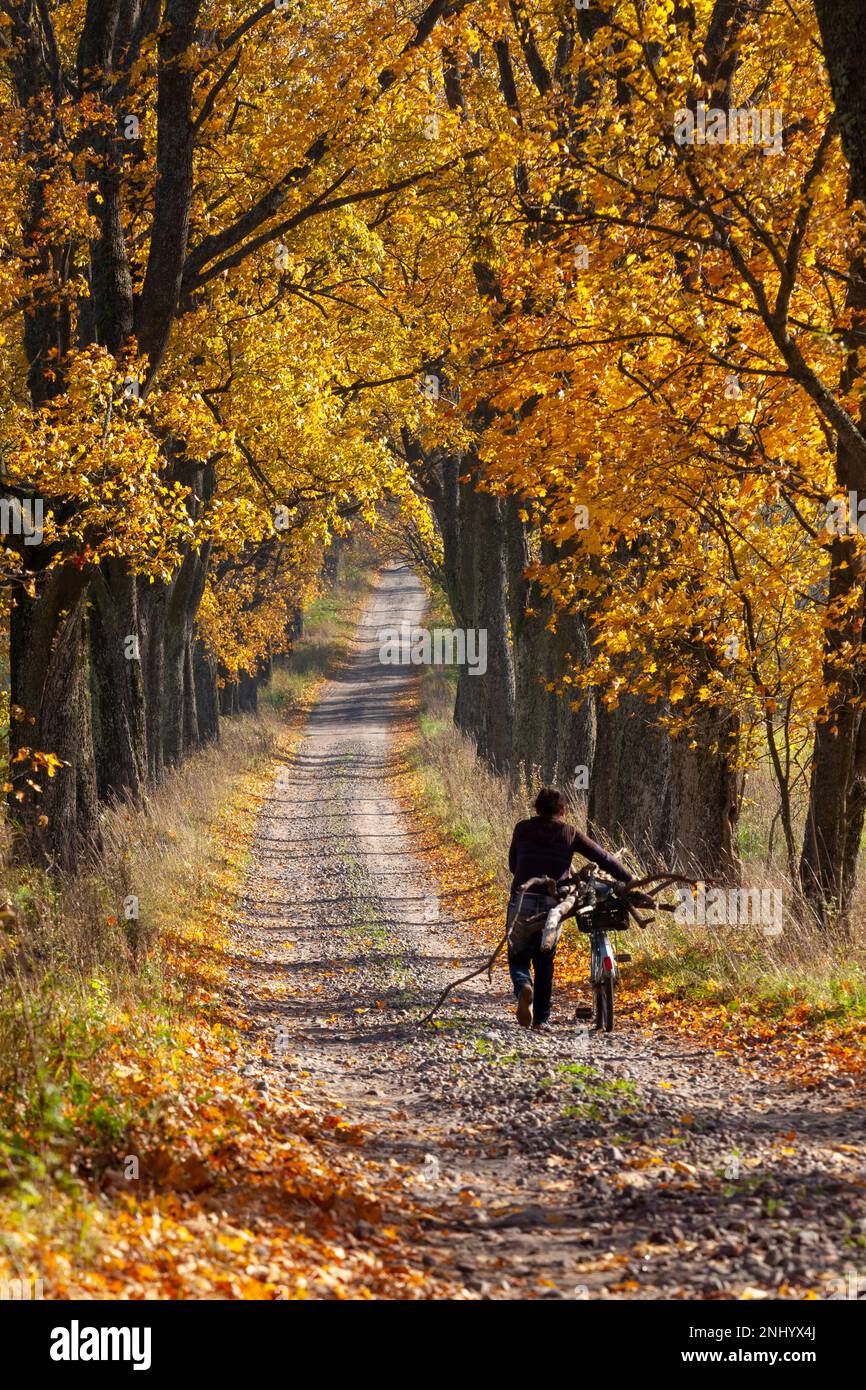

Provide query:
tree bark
left=668, top=704, right=741, bottom=879
left=138, top=576, right=167, bottom=784
left=162, top=543, right=210, bottom=767
left=193, top=637, right=220, bottom=745
left=9, top=569, right=100, bottom=869
left=134, top=0, right=203, bottom=382
left=588, top=695, right=672, bottom=861
left=550, top=605, right=596, bottom=803
left=238, top=670, right=259, bottom=713
left=218, top=676, right=239, bottom=717
left=429, top=455, right=483, bottom=740
left=505, top=513, right=596, bottom=800
left=474, top=487, right=515, bottom=769
left=90, top=558, right=148, bottom=804
left=507, top=513, right=552, bottom=778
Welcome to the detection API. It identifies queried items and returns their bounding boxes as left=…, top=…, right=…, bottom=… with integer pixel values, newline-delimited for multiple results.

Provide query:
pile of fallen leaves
left=20, top=985, right=452, bottom=1298
left=629, top=979, right=866, bottom=1088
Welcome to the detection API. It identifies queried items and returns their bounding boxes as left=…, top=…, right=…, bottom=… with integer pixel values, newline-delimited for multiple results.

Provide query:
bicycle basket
left=579, top=895, right=631, bottom=932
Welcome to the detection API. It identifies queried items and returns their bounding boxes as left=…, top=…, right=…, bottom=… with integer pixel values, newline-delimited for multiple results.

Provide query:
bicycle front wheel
left=594, top=978, right=614, bottom=1033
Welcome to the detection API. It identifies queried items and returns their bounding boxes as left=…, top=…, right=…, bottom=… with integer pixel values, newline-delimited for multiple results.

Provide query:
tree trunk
left=511, top=612, right=553, bottom=778
left=238, top=670, right=259, bottom=713
left=182, top=635, right=199, bottom=752
left=138, top=577, right=167, bottom=785
left=322, top=536, right=344, bottom=585
left=219, top=676, right=239, bottom=717
left=430, top=455, right=482, bottom=740
left=800, top=671, right=860, bottom=917
left=588, top=695, right=671, bottom=861
left=550, top=606, right=596, bottom=804
left=162, top=609, right=186, bottom=769
left=9, top=569, right=100, bottom=869
left=193, top=638, right=220, bottom=745
left=668, top=705, right=741, bottom=879
left=506, top=513, right=596, bottom=801
left=90, top=559, right=148, bottom=804
left=430, top=458, right=515, bottom=764
left=474, top=487, right=515, bottom=769
left=162, top=542, right=211, bottom=767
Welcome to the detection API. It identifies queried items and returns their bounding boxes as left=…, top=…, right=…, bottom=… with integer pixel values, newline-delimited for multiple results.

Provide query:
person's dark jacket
left=508, top=815, right=631, bottom=894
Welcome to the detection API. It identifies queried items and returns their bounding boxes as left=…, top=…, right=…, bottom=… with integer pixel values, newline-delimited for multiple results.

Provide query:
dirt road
left=230, top=567, right=865, bottom=1300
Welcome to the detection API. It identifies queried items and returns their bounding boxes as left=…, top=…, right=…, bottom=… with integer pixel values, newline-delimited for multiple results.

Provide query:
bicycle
left=511, top=868, right=686, bottom=1033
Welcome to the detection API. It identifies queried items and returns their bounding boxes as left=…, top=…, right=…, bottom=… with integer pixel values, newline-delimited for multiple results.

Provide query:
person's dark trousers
left=507, top=892, right=558, bottom=1024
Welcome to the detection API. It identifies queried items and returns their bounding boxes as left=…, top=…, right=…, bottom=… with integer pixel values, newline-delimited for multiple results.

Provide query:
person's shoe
left=516, top=983, right=533, bottom=1028
left=532, top=1019, right=551, bottom=1033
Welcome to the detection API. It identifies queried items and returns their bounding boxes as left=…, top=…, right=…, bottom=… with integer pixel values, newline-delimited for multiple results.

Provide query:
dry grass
left=0, top=558, right=373, bottom=1174
left=1, top=713, right=278, bottom=984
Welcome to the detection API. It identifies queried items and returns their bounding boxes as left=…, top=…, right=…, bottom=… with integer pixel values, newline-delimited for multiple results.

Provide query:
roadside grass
left=0, top=560, right=376, bottom=1294
left=403, top=595, right=866, bottom=1062
left=260, top=554, right=371, bottom=713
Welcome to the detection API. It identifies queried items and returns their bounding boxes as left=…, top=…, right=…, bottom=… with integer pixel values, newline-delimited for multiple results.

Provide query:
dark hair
left=534, top=786, right=566, bottom=818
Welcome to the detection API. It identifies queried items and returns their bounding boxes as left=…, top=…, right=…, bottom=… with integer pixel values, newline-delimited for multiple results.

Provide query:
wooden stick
left=418, top=932, right=508, bottom=1025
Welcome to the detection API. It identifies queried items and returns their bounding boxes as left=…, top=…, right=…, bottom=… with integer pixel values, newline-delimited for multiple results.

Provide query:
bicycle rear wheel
left=593, top=978, right=614, bottom=1032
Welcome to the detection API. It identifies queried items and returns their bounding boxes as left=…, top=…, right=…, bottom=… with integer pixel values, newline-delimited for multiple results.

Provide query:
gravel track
left=229, top=567, right=866, bottom=1300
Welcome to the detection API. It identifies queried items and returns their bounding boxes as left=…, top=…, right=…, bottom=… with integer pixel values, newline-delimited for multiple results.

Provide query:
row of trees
left=386, top=0, right=866, bottom=926
left=0, top=0, right=447, bottom=867
left=2, top=0, right=866, bottom=927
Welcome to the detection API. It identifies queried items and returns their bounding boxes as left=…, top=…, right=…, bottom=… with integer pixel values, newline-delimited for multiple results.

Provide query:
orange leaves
left=321, top=1115, right=366, bottom=1144
left=398, top=6, right=846, bottom=771
left=142, top=1146, right=212, bottom=1195
left=628, top=970, right=866, bottom=1087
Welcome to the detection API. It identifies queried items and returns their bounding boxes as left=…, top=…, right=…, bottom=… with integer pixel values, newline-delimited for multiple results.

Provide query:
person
left=507, top=787, right=633, bottom=1030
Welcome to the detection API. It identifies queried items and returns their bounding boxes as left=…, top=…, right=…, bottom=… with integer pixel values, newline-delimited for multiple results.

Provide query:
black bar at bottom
left=1, top=1295, right=855, bottom=1379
